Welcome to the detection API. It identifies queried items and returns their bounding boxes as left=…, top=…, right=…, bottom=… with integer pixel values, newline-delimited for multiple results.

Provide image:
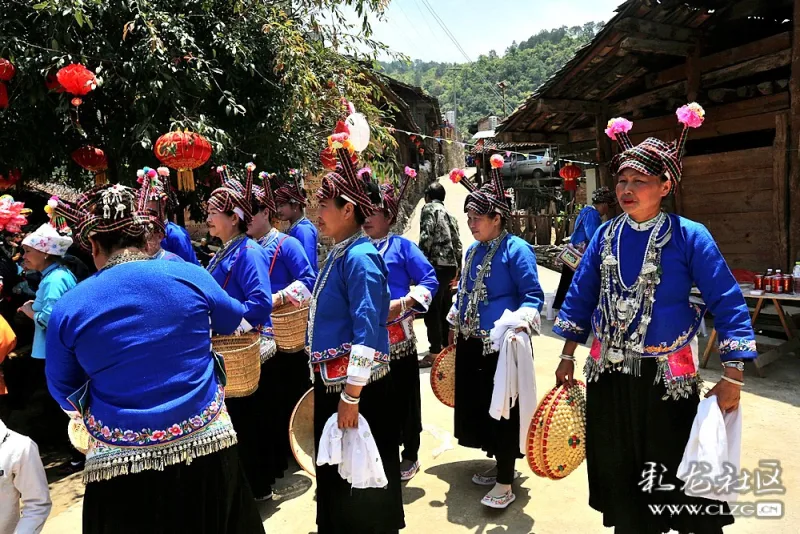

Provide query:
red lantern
left=0, top=83, right=7, bottom=109
left=154, top=131, right=213, bottom=191
left=559, top=162, right=582, bottom=180
left=46, top=74, right=65, bottom=93
left=0, top=59, right=14, bottom=82
left=72, top=146, right=109, bottom=185
left=56, top=64, right=97, bottom=106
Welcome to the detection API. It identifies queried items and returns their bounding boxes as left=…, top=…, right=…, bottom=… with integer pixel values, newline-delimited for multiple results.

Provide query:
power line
left=417, top=0, right=505, bottom=102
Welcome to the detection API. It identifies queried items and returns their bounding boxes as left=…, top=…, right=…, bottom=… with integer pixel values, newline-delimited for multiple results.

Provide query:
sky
left=358, top=0, right=624, bottom=63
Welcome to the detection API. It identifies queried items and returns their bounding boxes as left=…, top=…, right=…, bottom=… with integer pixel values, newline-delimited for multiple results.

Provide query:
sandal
left=419, top=353, right=435, bottom=368
left=400, top=460, right=421, bottom=481
left=481, top=489, right=516, bottom=509
left=472, top=470, right=521, bottom=486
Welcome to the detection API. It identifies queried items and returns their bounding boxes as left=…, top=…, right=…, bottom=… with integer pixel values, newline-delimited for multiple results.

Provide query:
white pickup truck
left=500, top=153, right=554, bottom=179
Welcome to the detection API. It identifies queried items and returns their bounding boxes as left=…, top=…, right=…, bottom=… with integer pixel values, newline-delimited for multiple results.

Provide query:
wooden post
left=789, top=0, right=800, bottom=266
left=774, top=112, right=790, bottom=270
left=594, top=103, right=613, bottom=190
left=686, top=43, right=701, bottom=102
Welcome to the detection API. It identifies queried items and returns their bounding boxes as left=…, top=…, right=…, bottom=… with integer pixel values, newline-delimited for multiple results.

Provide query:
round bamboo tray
left=526, top=381, right=586, bottom=480
left=289, top=388, right=315, bottom=476
left=212, top=332, right=261, bottom=398
left=430, top=344, right=456, bottom=408
left=272, top=302, right=309, bottom=353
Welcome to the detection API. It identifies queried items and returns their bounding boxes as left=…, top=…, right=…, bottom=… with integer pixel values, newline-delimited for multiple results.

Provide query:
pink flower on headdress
left=490, top=154, right=504, bottom=169
left=676, top=102, right=705, bottom=129
left=245, top=162, right=256, bottom=172
left=404, top=166, right=417, bottom=179
left=357, top=167, right=372, bottom=179
left=605, top=118, right=633, bottom=140
left=146, top=168, right=157, bottom=178
left=449, top=168, right=465, bottom=183
left=157, top=167, right=170, bottom=177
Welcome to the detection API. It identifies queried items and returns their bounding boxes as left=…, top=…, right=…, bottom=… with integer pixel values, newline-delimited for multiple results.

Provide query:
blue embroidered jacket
left=153, top=249, right=185, bottom=262
left=570, top=205, right=602, bottom=247
left=207, top=237, right=273, bottom=335
left=258, top=231, right=315, bottom=294
left=45, top=260, right=244, bottom=446
left=448, top=234, right=545, bottom=338
left=289, top=217, right=319, bottom=273
left=553, top=214, right=757, bottom=361
left=306, top=236, right=390, bottom=387
left=372, top=235, right=439, bottom=311
left=161, top=221, right=199, bottom=265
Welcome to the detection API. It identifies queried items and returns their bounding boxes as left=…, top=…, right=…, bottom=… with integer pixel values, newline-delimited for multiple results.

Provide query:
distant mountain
left=379, top=22, right=603, bottom=135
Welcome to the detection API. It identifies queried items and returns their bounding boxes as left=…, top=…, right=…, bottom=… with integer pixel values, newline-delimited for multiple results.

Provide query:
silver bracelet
left=721, top=375, right=744, bottom=387
left=340, top=391, right=360, bottom=405
left=721, top=361, right=745, bottom=372
left=559, top=353, right=576, bottom=361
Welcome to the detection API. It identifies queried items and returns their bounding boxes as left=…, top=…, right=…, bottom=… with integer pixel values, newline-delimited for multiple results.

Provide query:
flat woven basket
left=526, top=381, right=586, bottom=480
left=430, top=344, right=456, bottom=408
left=289, top=387, right=315, bottom=477
left=271, top=302, right=309, bottom=353
left=212, top=332, right=261, bottom=398
left=68, top=419, right=91, bottom=455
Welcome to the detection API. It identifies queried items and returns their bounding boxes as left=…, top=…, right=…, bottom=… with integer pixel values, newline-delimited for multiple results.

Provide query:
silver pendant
left=607, top=348, right=624, bottom=364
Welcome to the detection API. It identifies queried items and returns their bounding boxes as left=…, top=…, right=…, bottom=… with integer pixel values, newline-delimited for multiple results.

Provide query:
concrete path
left=42, top=169, right=799, bottom=533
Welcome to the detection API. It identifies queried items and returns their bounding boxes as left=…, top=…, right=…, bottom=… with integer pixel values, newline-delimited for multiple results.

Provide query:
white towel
left=489, top=308, right=538, bottom=455
left=677, top=396, right=743, bottom=503
left=316, top=413, right=388, bottom=489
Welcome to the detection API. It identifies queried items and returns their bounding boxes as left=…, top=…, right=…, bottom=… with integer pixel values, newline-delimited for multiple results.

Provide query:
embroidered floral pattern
left=719, top=337, right=757, bottom=356
left=349, top=352, right=373, bottom=369
left=644, top=305, right=702, bottom=355
left=284, top=281, right=312, bottom=305
left=409, top=286, right=433, bottom=310
left=85, top=386, right=223, bottom=446
left=308, top=342, right=390, bottom=364
left=554, top=317, right=586, bottom=335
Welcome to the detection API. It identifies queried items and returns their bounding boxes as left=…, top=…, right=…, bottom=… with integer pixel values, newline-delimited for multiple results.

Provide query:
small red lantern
left=0, top=83, right=7, bottom=109
left=154, top=131, right=213, bottom=191
left=0, top=59, right=15, bottom=82
left=56, top=64, right=97, bottom=106
left=72, top=146, right=109, bottom=185
left=560, top=163, right=581, bottom=192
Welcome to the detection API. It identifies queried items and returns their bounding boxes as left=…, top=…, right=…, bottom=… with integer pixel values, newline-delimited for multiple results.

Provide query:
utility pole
left=446, top=67, right=463, bottom=140
left=497, top=81, right=508, bottom=118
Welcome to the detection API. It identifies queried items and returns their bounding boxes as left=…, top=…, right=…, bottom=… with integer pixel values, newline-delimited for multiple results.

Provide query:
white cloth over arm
left=488, top=308, right=538, bottom=455
left=316, top=413, right=388, bottom=489
left=677, top=396, right=742, bottom=503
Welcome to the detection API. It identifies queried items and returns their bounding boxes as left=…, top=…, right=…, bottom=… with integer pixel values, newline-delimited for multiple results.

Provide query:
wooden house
left=496, top=0, right=800, bottom=272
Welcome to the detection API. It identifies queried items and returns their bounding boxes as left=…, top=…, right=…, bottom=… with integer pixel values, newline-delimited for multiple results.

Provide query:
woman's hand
left=387, top=299, right=405, bottom=322
left=556, top=359, right=575, bottom=387
left=272, top=293, right=283, bottom=309
left=337, top=399, right=359, bottom=429
left=705, top=369, right=743, bottom=413
left=18, top=300, right=34, bottom=320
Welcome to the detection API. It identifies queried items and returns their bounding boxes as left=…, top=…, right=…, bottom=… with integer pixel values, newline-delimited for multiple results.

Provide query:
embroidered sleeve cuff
left=446, top=303, right=458, bottom=325
left=347, top=344, right=376, bottom=381
left=552, top=315, right=590, bottom=344
left=408, top=285, right=433, bottom=312
left=514, top=306, right=541, bottom=336
left=718, top=337, right=758, bottom=361
left=283, top=280, right=312, bottom=306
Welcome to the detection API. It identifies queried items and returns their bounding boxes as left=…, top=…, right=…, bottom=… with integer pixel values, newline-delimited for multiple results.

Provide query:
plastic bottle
left=793, top=263, right=800, bottom=295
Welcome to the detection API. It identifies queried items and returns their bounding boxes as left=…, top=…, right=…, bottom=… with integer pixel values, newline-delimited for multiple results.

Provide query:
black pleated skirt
left=82, top=445, right=264, bottom=534
left=453, top=336, right=522, bottom=462
left=226, top=356, right=288, bottom=498
left=389, top=348, right=422, bottom=462
left=586, top=358, right=734, bottom=534
left=313, top=372, right=405, bottom=533
left=272, top=349, right=312, bottom=457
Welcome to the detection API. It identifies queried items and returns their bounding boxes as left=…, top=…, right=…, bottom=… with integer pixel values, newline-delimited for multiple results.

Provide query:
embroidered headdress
left=315, top=121, right=377, bottom=220
left=49, top=184, right=149, bottom=251
left=274, top=168, right=307, bottom=207
left=207, top=163, right=255, bottom=225
left=450, top=153, right=511, bottom=218
left=592, top=186, right=616, bottom=206
left=607, top=103, right=705, bottom=188
left=254, top=171, right=278, bottom=217
left=376, top=166, right=417, bottom=223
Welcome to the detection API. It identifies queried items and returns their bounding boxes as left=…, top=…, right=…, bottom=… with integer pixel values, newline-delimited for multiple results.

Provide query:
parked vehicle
left=500, top=152, right=554, bottom=179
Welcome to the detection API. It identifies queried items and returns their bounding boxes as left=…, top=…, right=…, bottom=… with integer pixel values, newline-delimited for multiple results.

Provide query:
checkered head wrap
left=378, top=166, right=417, bottom=222
left=607, top=103, right=705, bottom=187
left=461, top=154, right=511, bottom=218
left=316, top=129, right=377, bottom=220
left=274, top=169, right=307, bottom=207
left=50, top=184, right=149, bottom=251
left=207, top=163, right=254, bottom=225
left=592, top=186, right=616, bottom=206
left=253, top=171, right=278, bottom=216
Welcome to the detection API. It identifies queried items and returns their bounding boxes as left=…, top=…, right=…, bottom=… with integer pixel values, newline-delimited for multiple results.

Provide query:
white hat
left=22, top=223, right=73, bottom=257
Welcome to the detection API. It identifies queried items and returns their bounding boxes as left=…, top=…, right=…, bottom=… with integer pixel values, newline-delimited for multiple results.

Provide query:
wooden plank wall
left=681, top=145, right=785, bottom=272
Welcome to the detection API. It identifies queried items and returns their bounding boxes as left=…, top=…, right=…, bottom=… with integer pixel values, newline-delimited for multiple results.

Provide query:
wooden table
left=699, top=283, right=800, bottom=377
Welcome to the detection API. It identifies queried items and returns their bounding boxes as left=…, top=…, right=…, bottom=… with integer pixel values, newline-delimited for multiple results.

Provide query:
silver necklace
left=206, top=234, right=246, bottom=274
left=455, top=231, right=508, bottom=339
left=101, top=249, right=152, bottom=272
left=625, top=213, right=661, bottom=232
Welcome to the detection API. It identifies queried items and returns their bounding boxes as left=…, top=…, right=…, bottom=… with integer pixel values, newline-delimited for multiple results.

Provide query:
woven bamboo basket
left=430, top=344, right=456, bottom=408
left=212, top=332, right=261, bottom=397
left=271, top=302, right=309, bottom=353
left=68, top=419, right=91, bottom=455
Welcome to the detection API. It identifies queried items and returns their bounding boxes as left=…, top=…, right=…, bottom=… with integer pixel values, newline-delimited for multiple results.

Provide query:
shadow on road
left=257, top=464, right=314, bottom=522
left=425, top=460, right=535, bottom=534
